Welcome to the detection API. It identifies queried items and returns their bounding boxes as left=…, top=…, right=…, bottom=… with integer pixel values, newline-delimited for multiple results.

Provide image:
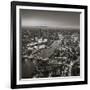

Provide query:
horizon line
left=21, top=26, right=80, bottom=30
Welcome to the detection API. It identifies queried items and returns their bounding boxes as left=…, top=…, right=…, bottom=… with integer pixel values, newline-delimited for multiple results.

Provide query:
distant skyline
left=20, top=9, right=80, bottom=29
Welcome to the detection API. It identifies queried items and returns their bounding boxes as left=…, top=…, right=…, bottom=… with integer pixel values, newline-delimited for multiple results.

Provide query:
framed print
left=11, top=1, right=88, bottom=89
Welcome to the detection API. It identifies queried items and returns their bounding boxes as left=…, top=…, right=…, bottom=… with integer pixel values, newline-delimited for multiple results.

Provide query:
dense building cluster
left=21, top=27, right=80, bottom=78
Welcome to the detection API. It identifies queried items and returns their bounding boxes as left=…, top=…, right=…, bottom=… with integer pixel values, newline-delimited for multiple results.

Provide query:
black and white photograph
left=20, top=9, right=80, bottom=79
left=11, top=1, right=87, bottom=89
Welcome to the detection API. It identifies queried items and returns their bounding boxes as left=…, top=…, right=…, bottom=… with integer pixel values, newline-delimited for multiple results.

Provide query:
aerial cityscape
left=20, top=9, right=80, bottom=78
left=21, top=26, right=80, bottom=78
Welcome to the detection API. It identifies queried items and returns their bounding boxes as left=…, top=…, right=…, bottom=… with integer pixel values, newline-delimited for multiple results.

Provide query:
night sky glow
left=20, top=9, right=80, bottom=29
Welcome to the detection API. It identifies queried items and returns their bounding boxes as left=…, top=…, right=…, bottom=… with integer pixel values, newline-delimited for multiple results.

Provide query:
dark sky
left=20, top=9, right=80, bottom=29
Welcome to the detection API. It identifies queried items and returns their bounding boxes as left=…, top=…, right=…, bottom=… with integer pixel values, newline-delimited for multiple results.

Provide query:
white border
left=16, top=6, right=85, bottom=85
